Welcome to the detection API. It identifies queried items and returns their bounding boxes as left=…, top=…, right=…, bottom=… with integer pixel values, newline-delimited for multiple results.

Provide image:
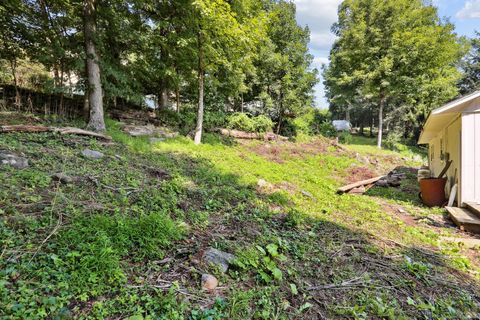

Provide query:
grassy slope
left=1, top=114, right=479, bottom=319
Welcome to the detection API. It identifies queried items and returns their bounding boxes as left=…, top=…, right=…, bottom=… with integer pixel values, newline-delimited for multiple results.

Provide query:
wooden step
left=446, top=207, right=480, bottom=234
left=464, top=202, right=480, bottom=219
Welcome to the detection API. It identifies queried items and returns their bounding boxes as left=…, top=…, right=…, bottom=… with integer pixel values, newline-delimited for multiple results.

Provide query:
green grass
left=0, top=114, right=479, bottom=319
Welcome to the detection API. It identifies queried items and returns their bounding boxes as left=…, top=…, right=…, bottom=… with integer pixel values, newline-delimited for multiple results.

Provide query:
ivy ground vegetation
left=1, top=112, right=479, bottom=319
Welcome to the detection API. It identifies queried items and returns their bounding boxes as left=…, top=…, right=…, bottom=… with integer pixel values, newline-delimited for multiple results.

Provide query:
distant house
left=332, top=120, right=351, bottom=132
left=418, top=91, right=480, bottom=232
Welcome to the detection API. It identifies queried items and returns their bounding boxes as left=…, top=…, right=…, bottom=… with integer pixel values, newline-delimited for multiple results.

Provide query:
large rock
left=81, top=149, right=104, bottom=159
left=0, top=151, right=29, bottom=169
left=202, top=248, right=236, bottom=273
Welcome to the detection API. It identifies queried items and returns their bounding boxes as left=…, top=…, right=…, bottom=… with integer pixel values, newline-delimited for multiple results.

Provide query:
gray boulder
left=0, top=151, right=29, bottom=169
left=202, top=248, right=236, bottom=273
left=51, top=173, right=74, bottom=184
left=81, top=149, right=104, bottom=159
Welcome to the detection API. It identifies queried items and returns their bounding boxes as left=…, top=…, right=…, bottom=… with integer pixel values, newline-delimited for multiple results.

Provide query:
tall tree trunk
left=84, top=0, right=105, bottom=132
left=10, top=58, right=20, bottom=108
left=159, top=88, right=168, bottom=110
left=176, top=86, right=180, bottom=113
left=276, top=90, right=283, bottom=134
left=194, top=30, right=204, bottom=145
left=377, top=96, right=385, bottom=149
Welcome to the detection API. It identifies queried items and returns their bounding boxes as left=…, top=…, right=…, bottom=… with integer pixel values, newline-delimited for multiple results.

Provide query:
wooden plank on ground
left=464, top=202, right=480, bottom=219
left=337, top=176, right=385, bottom=194
left=446, top=206, right=480, bottom=234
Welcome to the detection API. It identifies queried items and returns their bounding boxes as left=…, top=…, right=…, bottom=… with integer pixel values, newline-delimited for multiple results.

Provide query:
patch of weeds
left=402, top=256, right=431, bottom=281
left=234, top=242, right=288, bottom=283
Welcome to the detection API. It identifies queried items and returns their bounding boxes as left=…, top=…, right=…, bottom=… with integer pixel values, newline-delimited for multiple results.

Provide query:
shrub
left=227, top=113, right=255, bottom=132
left=338, top=131, right=353, bottom=144
left=252, top=115, right=273, bottom=133
left=318, top=121, right=336, bottom=138
left=227, top=113, right=273, bottom=133
left=384, top=130, right=403, bottom=150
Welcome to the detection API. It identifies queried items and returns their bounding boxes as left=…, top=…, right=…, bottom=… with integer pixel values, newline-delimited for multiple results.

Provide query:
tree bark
left=84, top=0, right=105, bottom=132
left=159, top=88, right=169, bottom=110
left=377, top=96, right=385, bottom=149
left=176, top=86, right=180, bottom=113
left=194, top=30, right=204, bottom=145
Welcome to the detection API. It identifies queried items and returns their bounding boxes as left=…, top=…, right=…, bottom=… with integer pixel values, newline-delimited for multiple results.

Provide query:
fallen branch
left=337, top=176, right=385, bottom=194
left=0, top=125, right=112, bottom=141
left=307, top=276, right=373, bottom=291
left=217, top=128, right=288, bottom=141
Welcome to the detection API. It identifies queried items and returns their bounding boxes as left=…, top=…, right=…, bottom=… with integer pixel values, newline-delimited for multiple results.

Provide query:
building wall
left=428, top=116, right=461, bottom=204
left=461, top=112, right=480, bottom=204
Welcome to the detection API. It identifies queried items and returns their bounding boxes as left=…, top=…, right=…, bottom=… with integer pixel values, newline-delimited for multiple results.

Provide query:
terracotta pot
left=419, top=178, right=447, bottom=207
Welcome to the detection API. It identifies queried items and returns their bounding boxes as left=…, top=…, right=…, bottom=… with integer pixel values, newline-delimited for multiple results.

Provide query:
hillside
left=1, top=112, right=479, bottom=319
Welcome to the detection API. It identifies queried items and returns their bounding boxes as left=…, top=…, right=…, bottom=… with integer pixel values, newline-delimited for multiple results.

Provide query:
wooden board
left=464, top=202, right=480, bottom=219
left=337, top=176, right=385, bottom=194
left=446, top=206, right=480, bottom=234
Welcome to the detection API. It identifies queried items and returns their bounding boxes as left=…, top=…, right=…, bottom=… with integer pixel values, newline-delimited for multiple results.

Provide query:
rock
left=375, top=179, right=389, bottom=187
left=81, top=149, right=104, bottom=159
left=51, top=172, right=74, bottom=184
left=257, top=179, right=270, bottom=188
left=202, top=248, right=236, bottom=273
left=301, top=190, right=315, bottom=199
left=201, top=274, right=218, bottom=291
left=0, top=151, right=29, bottom=169
left=387, top=177, right=401, bottom=187
left=397, top=207, right=407, bottom=214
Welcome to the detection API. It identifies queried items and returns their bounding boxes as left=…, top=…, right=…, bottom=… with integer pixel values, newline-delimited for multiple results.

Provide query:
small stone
left=81, top=149, right=104, bottom=159
left=201, top=274, right=218, bottom=291
left=397, top=207, right=407, bottom=214
left=375, top=179, right=389, bottom=187
left=257, top=179, right=269, bottom=188
left=203, top=248, right=236, bottom=273
left=51, top=173, right=74, bottom=184
left=301, top=190, right=314, bottom=199
left=0, top=151, right=29, bottom=169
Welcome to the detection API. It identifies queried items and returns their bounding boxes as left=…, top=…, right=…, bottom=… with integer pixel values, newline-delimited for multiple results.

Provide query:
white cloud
left=456, top=0, right=480, bottom=19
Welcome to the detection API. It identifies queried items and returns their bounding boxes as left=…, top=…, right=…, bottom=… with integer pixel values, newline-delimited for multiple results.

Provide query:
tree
left=251, top=1, right=318, bottom=134
left=459, top=32, right=480, bottom=94
left=324, top=0, right=464, bottom=147
left=190, top=0, right=250, bottom=144
left=84, top=0, right=105, bottom=132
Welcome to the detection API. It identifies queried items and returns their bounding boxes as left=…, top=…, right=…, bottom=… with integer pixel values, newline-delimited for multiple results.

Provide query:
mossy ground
left=1, top=112, right=479, bottom=319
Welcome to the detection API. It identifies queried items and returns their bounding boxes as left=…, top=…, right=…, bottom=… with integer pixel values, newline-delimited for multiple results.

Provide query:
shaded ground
left=1, top=113, right=479, bottom=319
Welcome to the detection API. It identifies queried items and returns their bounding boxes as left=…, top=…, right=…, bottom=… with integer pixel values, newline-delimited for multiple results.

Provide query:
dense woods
left=0, top=0, right=479, bottom=145
left=0, top=0, right=317, bottom=140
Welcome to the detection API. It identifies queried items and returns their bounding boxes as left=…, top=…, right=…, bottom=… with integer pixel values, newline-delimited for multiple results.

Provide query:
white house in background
left=418, top=90, right=480, bottom=206
left=332, top=120, right=351, bottom=132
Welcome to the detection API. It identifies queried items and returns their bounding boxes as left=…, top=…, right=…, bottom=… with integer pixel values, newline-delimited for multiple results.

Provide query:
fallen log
left=0, top=125, right=112, bottom=141
left=337, top=175, right=385, bottom=194
left=218, top=128, right=288, bottom=141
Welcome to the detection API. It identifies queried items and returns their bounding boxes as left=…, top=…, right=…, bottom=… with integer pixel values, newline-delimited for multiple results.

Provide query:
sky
left=294, top=0, right=480, bottom=109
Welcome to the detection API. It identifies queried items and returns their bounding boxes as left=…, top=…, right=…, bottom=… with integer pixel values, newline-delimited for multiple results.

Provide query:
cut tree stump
left=0, top=125, right=112, bottom=141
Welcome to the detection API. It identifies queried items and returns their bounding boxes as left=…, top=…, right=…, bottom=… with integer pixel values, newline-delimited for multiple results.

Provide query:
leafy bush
left=338, top=131, right=353, bottom=144
left=318, top=121, right=336, bottom=138
left=384, top=130, right=403, bottom=150
left=227, top=113, right=255, bottom=132
left=227, top=113, right=273, bottom=133
left=293, top=108, right=332, bottom=136
left=252, top=115, right=273, bottom=133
